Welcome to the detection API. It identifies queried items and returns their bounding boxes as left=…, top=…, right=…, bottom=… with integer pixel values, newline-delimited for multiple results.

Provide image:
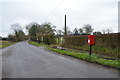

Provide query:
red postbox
left=88, top=35, right=95, bottom=45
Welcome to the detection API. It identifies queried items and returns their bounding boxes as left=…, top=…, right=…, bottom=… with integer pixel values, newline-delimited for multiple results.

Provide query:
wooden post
left=64, top=15, right=67, bottom=36
left=90, top=45, right=92, bottom=55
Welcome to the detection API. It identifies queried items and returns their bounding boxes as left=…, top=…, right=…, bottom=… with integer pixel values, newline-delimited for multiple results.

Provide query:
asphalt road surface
left=2, top=41, right=119, bottom=78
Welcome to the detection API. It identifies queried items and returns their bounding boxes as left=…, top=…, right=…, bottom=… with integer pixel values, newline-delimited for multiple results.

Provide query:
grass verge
left=0, top=40, right=16, bottom=48
left=28, top=41, right=120, bottom=69
left=62, top=45, right=119, bottom=59
left=28, top=41, right=48, bottom=46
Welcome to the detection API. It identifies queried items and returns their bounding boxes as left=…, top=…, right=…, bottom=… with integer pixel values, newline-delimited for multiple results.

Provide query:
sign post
left=88, top=35, right=95, bottom=55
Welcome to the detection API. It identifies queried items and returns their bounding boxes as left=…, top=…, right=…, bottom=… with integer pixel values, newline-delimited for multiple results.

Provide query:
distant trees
left=8, top=34, right=17, bottom=41
left=9, top=23, right=27, bottom=41
left=11, top=23, right=22, bottom=34
left=67, top=30, right=72, bottom=35
left=78, top=28, right=83, bottom=34
left=41, top=22, right=56, bottom=34
left=8, top=21, right=114, bottom=43
left=17, top=30, right=27, bottom=41
left=26, top=22, right=55, bottom=36
left=83, top=24, right=94, bottom=34
left=26, top=22, right=56, bottom=44
left=11, top=23, right=22, bottom=41
left=102, top=28, right=112, bottom=34
left=106, top=28, right=112, bottom=34
left=56, top=30, right=63, bottom=37
left=72, top=24, right=93, bottom=35
left=72, top=24, right=114, bottom=35
left=93, top=31, right=102, bottom=35
left=28, top=22, right=40, bottom=37
left=73, top=28, right=79, bottom=35
left=101, top=29, right=106, bottom=34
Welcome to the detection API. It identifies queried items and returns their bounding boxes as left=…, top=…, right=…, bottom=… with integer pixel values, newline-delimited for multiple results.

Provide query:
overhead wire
left=41, top=0, right=65, bottom=22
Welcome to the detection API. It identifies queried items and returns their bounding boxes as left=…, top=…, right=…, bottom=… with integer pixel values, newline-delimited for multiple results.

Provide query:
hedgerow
left=62, top=33, right=120, bottom=58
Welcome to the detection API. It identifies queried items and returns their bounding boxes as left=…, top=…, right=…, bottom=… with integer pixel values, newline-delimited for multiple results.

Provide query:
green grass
left=28, top=41, right=48, bottom=46
left=62, top=45, right=119, bottom=59
left=0, top=40, right=16, bottom=48
left=28, top=41, right=120, bottom=69
left=47, top=47, right=120, bottom=69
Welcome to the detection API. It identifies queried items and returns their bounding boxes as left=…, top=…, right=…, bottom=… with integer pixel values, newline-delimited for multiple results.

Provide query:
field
left=0, top=40, right=16, bottom=48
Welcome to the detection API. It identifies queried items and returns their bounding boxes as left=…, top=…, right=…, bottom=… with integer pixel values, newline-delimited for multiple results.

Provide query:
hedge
left=95, top=34, right=119, bottom=48
left=62, top=33, right=120, bottom=58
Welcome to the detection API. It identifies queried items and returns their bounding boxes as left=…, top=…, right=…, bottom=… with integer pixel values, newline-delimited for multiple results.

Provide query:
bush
left=8, top=35, right=17, bottom=42
left=43, top=34, right=56, bottom=45
left=30, top=36, right=37, bottom=42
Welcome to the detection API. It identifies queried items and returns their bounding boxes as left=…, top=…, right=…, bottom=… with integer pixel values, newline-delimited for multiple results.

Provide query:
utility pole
left=64, top=15, right=67, bottom=36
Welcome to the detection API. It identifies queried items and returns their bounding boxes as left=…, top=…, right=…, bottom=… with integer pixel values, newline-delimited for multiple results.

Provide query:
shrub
left=43, top=34, right=56, bottom=45
left=30, top=36, right=37, bottom=42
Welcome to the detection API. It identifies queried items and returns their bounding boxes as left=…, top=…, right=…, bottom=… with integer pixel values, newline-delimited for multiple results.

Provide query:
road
left=1, top=41, right=118, bottom=78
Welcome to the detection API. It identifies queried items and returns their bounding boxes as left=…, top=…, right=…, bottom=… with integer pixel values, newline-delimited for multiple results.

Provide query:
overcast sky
left=0, top=0, right=119, bottom=37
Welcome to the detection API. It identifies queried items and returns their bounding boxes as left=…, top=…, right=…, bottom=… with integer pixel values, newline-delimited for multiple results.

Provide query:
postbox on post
left=88, top=35, right=95, bottom=45
left=88, top=35, right=95, bottom=55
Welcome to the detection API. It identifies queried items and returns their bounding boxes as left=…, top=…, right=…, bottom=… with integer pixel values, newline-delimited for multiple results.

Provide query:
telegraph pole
left=64, top=15, right=67, bottom=36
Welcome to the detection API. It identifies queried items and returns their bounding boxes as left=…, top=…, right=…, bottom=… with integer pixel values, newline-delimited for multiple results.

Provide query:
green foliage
left=27, top=22, right=56, bottom=44
left=42, top=22, right=56, bottom=34
left=30, top=36, right=37, bottom=42
left=47, top=47, right=120, bottom=69
left=17, top=30, right=27, bottom=41
left=8, top=30, right=27, bottom=42
left=29, top=25, right=39, bottom=37
left=43, top=34, right=56, bottom=45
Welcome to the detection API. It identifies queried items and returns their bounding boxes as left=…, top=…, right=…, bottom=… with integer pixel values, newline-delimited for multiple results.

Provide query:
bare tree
left=67, top=30, right=73, bottom=35
left=73, top=28, right=79, bottom=35
left=102, top=29, right=106, bottom=34
left=83, top=24, right=93, bottom=34
left=11, top=23, right=22, bottom=34
left=78, top=28, right=83, bottom=34
left=11, top=23, right=22, bottom=41
left=106, top=28, right=112, bottom=34
left=57, top=30, right=63, bottom=36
